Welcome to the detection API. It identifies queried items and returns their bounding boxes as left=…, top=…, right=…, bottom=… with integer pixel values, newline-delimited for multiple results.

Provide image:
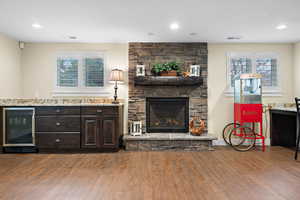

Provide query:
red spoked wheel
left=222, top=123, right=240, bottom=145
left=229, top=126, right=256, bottom=152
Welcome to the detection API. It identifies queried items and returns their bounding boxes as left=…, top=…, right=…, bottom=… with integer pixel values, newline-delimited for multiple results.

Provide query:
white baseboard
left=213, top=138, right=270, bottom=146
left=212, top=140, right=227, bottom=146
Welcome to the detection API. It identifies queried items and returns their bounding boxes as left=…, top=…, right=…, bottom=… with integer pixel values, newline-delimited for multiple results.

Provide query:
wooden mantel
left=134, top=76, right=203, bottom=86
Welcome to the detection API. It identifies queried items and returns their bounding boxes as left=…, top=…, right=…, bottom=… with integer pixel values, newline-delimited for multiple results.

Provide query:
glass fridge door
left=4, top=108, right=35, bottom=146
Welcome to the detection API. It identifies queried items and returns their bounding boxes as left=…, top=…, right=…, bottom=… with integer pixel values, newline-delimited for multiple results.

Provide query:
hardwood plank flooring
left=0, top=147, right=300, bottom=200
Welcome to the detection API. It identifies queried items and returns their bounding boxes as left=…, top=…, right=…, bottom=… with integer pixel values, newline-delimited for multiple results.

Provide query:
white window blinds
left=57, top=58, right=79, bottom=87
left=84, top=58, right=104, bottom=87
left=256, top=58, right=277, bottom=87
left=230, top=58, right=252, bottom=87
left=56, top=52, right=105, bottom=89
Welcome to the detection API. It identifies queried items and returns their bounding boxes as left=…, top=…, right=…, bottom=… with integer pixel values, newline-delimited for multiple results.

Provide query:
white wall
left=21, top=42, right=129, bottom=132
left=208, top=43, right=294, bottom=143
left=0, top=33, right=22, bottom=97
left=21, top=43, right=128, bottom=98
left=294, top=42, right=300, bottom=97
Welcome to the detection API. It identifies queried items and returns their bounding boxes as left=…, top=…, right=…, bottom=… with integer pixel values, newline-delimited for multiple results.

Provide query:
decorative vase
left=160, top=70, right=177, bottom=76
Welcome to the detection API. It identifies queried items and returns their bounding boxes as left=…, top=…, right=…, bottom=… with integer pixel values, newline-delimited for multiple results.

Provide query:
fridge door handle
left=32, top=109, right=36, bottom=146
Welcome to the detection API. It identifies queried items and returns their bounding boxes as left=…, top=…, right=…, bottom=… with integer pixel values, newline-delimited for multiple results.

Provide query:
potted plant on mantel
left=151, top=61, right=181, bottom=76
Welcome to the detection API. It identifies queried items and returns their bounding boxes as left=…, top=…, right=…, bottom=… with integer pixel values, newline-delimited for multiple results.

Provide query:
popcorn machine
left=233, top=73, right=265, bottom=151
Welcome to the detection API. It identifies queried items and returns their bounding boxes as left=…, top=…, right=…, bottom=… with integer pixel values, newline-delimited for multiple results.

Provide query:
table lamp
left=110, top=69, right=124, bottom=104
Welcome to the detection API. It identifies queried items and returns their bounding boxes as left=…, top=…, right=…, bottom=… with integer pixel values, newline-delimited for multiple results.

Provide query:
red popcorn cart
left=223, top=73, right=265, bottom=151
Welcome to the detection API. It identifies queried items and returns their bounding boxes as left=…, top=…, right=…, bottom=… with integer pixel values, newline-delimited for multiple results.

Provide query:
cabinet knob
left=55, top=139, right=60, bottom=143
left=97, top=109, right=102, bottom=113
left=56, top=122, right=61, bottom=126
left=56, top=109, right=60, bottom=113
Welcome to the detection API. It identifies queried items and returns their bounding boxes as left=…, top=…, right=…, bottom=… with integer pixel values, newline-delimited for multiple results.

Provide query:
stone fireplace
left=146, top=97, right=189, bottom=133
left=128, top=42, right=208, bottom=134
left=124, top=42, right=216, bottom=151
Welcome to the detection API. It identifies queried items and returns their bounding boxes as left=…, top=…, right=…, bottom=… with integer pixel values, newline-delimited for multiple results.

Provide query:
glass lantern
left=234, top=73, right=262, bottom=104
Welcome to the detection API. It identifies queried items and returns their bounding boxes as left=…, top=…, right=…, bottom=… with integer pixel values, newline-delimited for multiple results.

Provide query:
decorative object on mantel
left=136, top=64, right=145, bottom=76
left=189, top=117, right=206, bottom=136
left=151, top=61, right=181, bottom=76
left=134, top=76, right=202, bottom=86
left=110, top=68, right=124, bottom=104
left=182, top=71, right=191, bottom=77
left=130, top=121, right=142, bottom=136
left=190, top=65, right=201, bottom=77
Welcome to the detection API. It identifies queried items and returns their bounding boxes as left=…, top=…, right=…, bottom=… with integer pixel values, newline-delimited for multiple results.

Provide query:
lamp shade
left=110, top=69, right=124, bottom=82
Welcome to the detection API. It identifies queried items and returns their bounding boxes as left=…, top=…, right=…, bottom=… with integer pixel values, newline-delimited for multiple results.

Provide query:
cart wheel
left=229, top=126, right=256, bottom=152
left=222, top=123, right=240, bottom=145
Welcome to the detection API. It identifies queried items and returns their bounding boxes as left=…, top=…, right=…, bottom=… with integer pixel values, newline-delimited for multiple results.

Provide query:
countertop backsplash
left=0, top=98, right=124, bottom=106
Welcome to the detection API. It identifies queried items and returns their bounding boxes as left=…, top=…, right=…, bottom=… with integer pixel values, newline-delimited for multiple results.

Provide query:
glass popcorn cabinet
left=234, top=73, right=262, bottom=104
left=233, top=73, right=265, bottom=151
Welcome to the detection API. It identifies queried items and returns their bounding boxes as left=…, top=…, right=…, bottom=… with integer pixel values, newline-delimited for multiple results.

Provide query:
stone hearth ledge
left=0, top=98, right=124, bottom=106
left=124, top=133, right=217, bottom=140
left=123, top=133, right=217, bottom=151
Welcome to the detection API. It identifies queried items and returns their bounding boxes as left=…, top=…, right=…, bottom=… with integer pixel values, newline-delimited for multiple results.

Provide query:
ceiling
left=0, top=0, right=299, bottom=43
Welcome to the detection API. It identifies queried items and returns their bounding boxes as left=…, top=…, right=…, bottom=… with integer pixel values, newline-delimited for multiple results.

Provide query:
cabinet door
left=100, top=117, right=118, bottom=149
left=81, top=116, right=99, bottom=148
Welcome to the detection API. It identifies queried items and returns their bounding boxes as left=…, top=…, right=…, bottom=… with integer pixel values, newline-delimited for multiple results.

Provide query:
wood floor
left=0, top=147, right=300, bottom=200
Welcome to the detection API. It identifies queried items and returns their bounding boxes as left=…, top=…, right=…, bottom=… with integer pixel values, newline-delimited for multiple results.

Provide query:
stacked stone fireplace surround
left=124, top=43, right=216, bottom=151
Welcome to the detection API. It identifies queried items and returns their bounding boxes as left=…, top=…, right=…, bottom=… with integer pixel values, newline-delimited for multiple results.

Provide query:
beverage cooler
left=3, top=108, right=36, bottom=153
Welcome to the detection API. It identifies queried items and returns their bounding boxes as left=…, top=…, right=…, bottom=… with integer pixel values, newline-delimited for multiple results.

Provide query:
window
left=84, top=58, right=104, bottom=87
left=229, top=57, right=252, bottom=87
left=54, top=52, right=108, bottom=96
left=57, top=58, right=79, bottom=87
left=227, top=52, right=279, bottom=95
left=255, top=57, right=277, bottom=87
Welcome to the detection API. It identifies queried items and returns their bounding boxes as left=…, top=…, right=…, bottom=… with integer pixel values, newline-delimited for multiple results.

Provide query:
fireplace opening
left=146, top=97, right=189, bottom=133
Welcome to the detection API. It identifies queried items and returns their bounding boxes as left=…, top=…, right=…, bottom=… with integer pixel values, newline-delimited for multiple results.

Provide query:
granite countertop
left=270, top=107, right=297, bottom=112
left=0, top=98, right=124, bottom=106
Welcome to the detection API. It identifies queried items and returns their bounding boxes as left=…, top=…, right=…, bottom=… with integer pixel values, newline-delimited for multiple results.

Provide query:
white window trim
left=225, top=52, right=282, bottom=97
left=53, top=51, right=111, bottom=97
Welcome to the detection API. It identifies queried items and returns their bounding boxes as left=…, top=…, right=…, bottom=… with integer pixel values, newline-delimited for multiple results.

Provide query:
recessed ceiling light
left=189, top=32, right=197, bottom=36
left=148, top=32, right=155, bottom=36
left=170, top=22, right=179, bottom=30
left=68, top=36, right=77, bottom=40
left=276, top=24, right=287, bottom=30
left=227, top=36, right=242, bottom=40
left=32, top=23, right=43, bottom=29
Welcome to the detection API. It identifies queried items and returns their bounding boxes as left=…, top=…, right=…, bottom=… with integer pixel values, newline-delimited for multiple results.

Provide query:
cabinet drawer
left=36, top=116, right=80, bottom=132
left=36, top=133, right=57, bottom=148
left=36, top=106, right=80, bottom=116
left=36, top=133, right=80, bottom=149
left=81, top=106, right=118, bottom=115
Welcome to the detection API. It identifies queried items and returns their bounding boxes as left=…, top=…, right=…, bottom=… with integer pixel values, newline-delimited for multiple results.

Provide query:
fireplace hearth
left=146, top=97, right=189, bottom=133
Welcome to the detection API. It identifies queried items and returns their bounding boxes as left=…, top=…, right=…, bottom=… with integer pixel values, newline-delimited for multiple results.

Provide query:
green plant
left=167, top=61, right=181, bottom=72
left=151, top=61, right=181, bottom=74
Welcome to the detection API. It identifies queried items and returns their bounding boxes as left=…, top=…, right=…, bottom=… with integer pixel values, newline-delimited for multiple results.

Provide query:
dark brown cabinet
left=101, top=117, right=117, bottom=148
left=0, top=105, right=123, bottom=153
left=35, top=106, right=81, bottom=150
left=36, top=133, right=80, bottom=149
left=81, top=117, right=98, bottom=148
left=81, top=106, right=120, bottom=151
left=270, top=109, right=297, bottom=148
left=36, top=116, right=80, bottom=132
